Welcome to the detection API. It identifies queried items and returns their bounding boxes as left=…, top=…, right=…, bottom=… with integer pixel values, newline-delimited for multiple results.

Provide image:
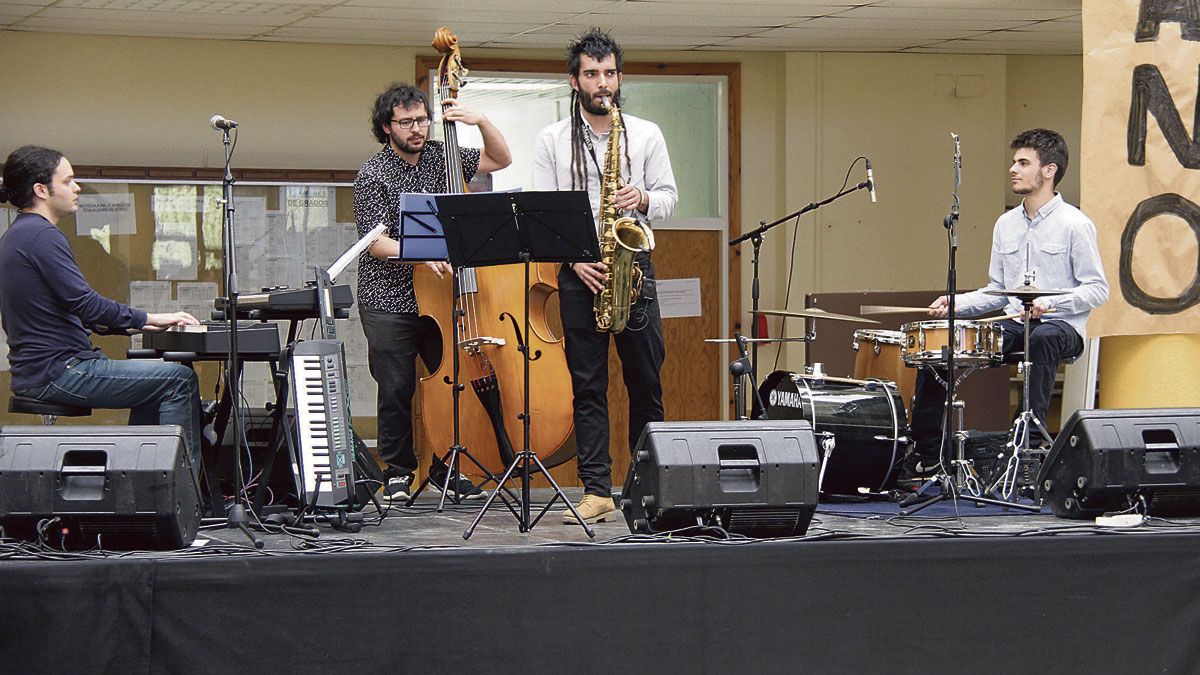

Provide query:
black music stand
left=386, top=193, right=512, bottom=510
left=433, top=190, right=601, bottom=538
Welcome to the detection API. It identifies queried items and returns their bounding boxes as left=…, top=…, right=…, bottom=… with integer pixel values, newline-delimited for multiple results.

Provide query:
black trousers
left=910, top=319, right=1083, bottom=462
left=558, top=256, right=666, bottom=497
left=359, top=308, right=440, bottom=478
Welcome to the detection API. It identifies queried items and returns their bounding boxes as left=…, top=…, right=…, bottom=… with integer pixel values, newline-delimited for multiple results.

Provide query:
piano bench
left=8, top=395, right=93, bottom=426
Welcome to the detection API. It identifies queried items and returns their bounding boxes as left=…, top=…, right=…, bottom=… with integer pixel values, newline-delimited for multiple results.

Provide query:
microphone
left=209, top=114, right=238, bottom=131
left=865, top=158, right=878, bottom=203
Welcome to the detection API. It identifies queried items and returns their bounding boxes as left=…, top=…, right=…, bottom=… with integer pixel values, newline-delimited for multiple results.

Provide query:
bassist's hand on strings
left=440, top=98, right=485, bottom=127
left=570, top=261, right=608, bottom=294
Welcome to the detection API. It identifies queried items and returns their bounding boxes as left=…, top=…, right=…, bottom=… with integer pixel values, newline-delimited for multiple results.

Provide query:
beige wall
left=1, top=32, right=1082, bottom=374
left=1006, top=54, right=1083, bottom=207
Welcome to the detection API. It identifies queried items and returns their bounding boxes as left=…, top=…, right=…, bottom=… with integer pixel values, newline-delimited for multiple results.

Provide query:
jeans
left=359, top=308, right=440, bottom=478
left=558, top=255, right=666, bottom=497
left=910, top=319, right=1083, bottom=461
left=15, top=355, right=201, bottom=465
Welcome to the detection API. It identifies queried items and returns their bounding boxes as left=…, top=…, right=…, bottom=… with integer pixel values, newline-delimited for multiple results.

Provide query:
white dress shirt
left=531, top=112, right=678, bottom=232
left=956, top=193, right=1109, bottom=340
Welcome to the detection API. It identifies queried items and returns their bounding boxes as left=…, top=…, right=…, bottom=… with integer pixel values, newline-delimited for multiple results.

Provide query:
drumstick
left=859, top=305, right=928, bottom=315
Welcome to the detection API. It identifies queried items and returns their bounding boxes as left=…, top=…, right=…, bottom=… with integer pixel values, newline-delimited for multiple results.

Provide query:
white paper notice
left=656, top=278, right=702, bottom=319
left=129, top=280, right=176, bottom=313
left=176, top=282, right=219, bottom=320
left=348, top=364, right=377, bottom=416
left=0, top=206, right=14, bottom=237
left=240, top=362, right=277, bottom=408
left=77, top=192, right=137, bottom=236
left=0, top=324, right=9, bottom=372
left=153, top=239, right=197, bottom=280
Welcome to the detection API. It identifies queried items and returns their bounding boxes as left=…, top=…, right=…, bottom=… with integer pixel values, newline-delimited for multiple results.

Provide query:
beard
left=1012, top=172, right=1043, bottom=195
left=391, top=129, right=426, bottom=154
left=579, top=90, right=619, bottom=116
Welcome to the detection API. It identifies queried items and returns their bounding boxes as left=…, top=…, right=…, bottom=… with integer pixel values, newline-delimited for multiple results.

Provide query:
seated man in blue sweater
left=0, top=145, right=203, bottom=462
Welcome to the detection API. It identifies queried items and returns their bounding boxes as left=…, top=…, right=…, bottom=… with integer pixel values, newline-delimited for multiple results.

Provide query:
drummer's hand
left=1027, top=299, right=1051, bottom=320
left=424, top=261, right=451, bottom=279
left=571, top=261, right=608, bottom=294
left=928, top=296, right=950, bottom=318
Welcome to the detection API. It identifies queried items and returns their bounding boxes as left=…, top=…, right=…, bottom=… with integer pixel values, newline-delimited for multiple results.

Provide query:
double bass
left=414, top=27, right=575, bottom=477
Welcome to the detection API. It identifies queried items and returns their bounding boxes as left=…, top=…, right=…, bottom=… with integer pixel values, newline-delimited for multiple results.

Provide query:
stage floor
left=187, top=484, right=1149, bottom=550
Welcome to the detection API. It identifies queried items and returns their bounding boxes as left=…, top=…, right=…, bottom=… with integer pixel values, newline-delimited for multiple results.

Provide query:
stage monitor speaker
left=0, top=425, right=201, bottom=549
left=1038, top=408, right=1200, bottom=519
left=620, top=420, right=820, bottom=537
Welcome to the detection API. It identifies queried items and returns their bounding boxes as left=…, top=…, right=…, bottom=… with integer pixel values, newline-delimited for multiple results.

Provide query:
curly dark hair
left=0, top=145, right=65, bottom=209
left=1011, top=128, right=1069, bottom=188
left=567, top=27, right=624, bottom=77
left=369, top=83, right=432, bottom=145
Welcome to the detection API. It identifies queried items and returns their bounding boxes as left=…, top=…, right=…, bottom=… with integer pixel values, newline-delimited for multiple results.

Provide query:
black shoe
left=381, top=474, right=414, bottom=502
left=430, top=472, right=485, bottom=500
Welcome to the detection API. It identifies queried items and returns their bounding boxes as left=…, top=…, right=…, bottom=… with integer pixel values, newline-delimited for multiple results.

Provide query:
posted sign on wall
left=1083, top=0, right=1200, bottom=336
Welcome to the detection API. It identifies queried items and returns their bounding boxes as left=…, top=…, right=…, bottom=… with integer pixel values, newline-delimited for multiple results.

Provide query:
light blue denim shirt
left=956, top=193, right=1109, bottom=340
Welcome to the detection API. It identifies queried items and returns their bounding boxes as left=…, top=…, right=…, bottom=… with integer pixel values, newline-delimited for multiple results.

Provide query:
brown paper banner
left=1083, top=0, right=1200, bottom=337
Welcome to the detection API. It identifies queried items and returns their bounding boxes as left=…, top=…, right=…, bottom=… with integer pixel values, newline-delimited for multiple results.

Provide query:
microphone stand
left=902, top=134, right=1038, bottom=515
left=729, top=170, right=872, bottom=399
left=217, top=126, right=260, bottom=547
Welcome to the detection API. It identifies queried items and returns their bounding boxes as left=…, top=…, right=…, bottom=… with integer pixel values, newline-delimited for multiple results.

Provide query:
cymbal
left=859, top=304, right=929, bottom=315
left=984, top=284, right=1071, bottom=299
left=754, top=308, right=880, bottom=325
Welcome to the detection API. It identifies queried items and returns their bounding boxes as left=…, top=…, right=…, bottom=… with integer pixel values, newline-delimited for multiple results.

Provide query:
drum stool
left=8, top=395, right=92, bottom=426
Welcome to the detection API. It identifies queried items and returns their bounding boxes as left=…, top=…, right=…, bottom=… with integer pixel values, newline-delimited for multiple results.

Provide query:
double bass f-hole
left=499, top=311, right=542, bottom=362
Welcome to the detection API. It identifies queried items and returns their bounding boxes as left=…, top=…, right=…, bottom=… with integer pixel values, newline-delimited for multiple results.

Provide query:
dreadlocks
left=566, top=28, right=632, bottom=192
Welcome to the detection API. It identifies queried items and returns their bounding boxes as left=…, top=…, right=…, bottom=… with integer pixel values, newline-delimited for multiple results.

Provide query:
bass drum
left=759, top=370, right=907, bottom=495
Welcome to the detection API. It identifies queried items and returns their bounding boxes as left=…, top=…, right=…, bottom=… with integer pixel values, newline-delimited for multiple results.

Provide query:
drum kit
left=710, top=283, right=1071, bottom=505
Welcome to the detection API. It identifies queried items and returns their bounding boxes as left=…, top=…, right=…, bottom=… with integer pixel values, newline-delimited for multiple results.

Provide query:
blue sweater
left=0, top=212, right=147, bottom=392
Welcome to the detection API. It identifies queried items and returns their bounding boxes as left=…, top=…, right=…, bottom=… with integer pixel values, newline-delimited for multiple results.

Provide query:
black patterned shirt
left=353, top=141, right=480, bottom=313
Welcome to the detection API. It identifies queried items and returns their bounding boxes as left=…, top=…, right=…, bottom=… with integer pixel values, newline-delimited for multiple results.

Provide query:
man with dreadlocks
left=532, top=28, right=678, bottom=525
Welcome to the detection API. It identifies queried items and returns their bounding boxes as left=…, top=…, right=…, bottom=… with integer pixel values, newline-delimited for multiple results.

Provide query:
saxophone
left=594, top=100, right=655, bottom=333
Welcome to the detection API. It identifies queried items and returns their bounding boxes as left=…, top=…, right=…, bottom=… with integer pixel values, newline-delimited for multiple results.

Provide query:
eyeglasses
left=390, top=117, right=431, bottom=129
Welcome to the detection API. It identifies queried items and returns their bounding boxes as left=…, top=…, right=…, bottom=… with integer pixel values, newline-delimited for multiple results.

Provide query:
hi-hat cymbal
left=984, top=284, right=1072, bottom=299
left=754, top=308, right=880, bottom=324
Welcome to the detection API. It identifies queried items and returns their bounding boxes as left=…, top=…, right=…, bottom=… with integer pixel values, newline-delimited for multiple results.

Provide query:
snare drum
left=759, top=370, right=907, bottom=495
left=852, top=329, right=916, bottom=412
left=900, top=320, right=1001, bottom=367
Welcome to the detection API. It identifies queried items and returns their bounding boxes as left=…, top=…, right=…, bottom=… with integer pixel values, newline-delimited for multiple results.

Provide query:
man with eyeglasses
left=353, top=82, right=512, bottom=502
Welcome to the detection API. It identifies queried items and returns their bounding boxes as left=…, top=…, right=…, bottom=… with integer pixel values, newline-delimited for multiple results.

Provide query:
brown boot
left=562, top=494, right=618, bottom=524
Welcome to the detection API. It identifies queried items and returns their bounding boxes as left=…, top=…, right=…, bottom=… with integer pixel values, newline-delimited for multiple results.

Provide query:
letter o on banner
left=1119, top=192, right=1200, bottom=314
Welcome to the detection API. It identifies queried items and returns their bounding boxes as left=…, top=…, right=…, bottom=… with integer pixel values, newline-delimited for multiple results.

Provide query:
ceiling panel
left=1, top=0, right=1086, bottom=55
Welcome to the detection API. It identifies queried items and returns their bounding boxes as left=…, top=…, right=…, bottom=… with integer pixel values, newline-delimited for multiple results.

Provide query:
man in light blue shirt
left=910, top=129, right=1109, bottom=470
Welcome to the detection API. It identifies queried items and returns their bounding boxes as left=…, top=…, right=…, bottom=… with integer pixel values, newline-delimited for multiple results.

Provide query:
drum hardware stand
left=729, top=158, right=874, bottom=389
left=989, top=279, right=1055, bottom=502
left=731, top=333, right=770, bottom=420
left=902, top=134, right=1039, bottom=516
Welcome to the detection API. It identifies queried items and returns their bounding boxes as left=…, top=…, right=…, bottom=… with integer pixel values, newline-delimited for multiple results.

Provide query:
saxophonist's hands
left=615, top=183, right=645, bottom=212
left=571, top=261, right=609, bottom=294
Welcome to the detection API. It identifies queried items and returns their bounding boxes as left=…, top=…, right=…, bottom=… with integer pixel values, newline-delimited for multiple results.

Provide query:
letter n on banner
left=1083, top=0, right=1200, bottom=336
